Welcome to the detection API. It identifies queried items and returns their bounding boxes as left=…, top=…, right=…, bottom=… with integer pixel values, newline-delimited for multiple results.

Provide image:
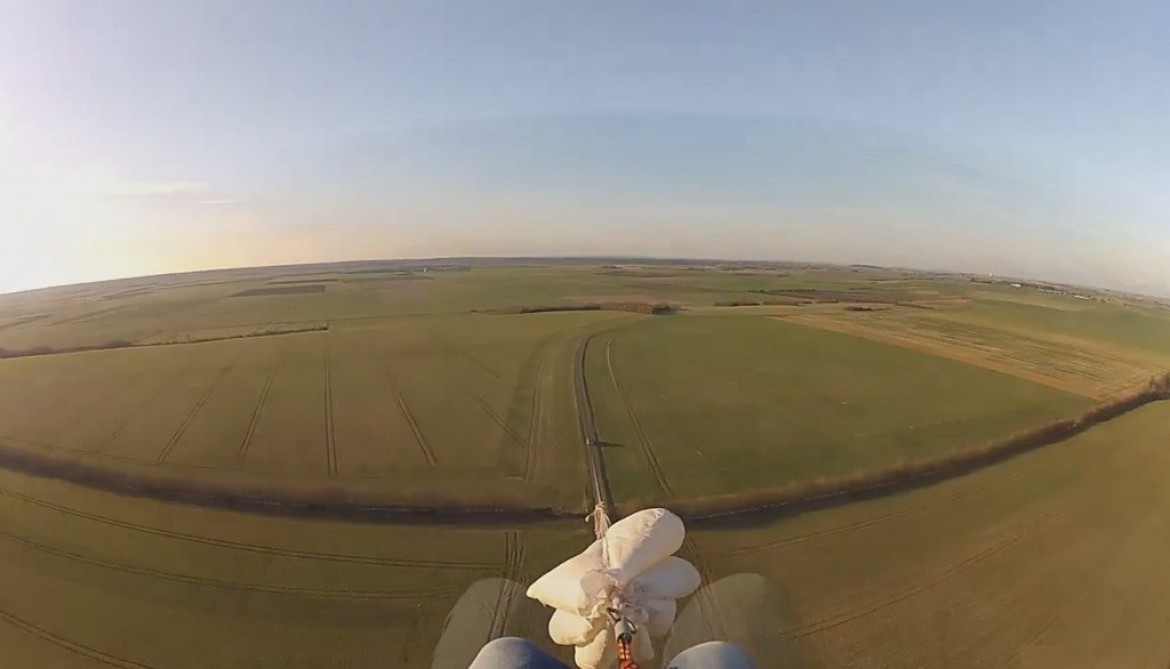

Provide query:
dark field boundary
left=672, top=374, right=1170, bottom=525
left=573, top=336, right=1170, bottom=522
left=0, top=347, right=1162, bottom=525
left=0, top=441, right=581, bottom=525
left=0, top=325, right=329, bottom=360
left=484, top=302, right=675, bottom=315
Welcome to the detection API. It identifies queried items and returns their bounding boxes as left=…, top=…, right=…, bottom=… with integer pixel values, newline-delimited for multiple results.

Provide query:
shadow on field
left=430, top=574, right=823, bottom=669
left=667, top=573, right=824, bottom=669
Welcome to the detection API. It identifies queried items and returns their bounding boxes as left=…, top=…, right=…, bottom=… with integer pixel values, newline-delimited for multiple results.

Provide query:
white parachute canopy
left=527, top=508, right=701, bottom=669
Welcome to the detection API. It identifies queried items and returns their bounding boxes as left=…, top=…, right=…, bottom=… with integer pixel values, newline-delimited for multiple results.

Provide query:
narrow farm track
left=0, top=528, right=459, bottom=600
left=396, top=396, right=438, bottom=467
left=604, top=339, right=673, bottom=496
left=236, top=366, right=276, bottom=460
left=157, top=363, right=235, bottom=463
left=0, top=606, right=156, bottom=668
left=0, top=488, right=494, bottom=570
left=573, top=334, right=612, bottom=509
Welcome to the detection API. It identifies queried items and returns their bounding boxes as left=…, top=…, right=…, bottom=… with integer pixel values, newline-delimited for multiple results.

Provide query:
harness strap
left=617, top=635, right=640, bottom=669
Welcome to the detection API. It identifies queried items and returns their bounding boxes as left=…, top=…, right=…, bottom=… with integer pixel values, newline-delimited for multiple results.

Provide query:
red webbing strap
left=617, top=635, right=640, bottom=669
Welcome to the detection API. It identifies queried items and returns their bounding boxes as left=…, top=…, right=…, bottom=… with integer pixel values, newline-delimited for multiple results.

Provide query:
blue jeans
left=469, top=637, right=755, bottom=669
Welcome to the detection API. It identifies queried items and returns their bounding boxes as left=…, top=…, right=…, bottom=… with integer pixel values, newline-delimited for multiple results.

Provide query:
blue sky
left=0, top=1, right=1167, bottom=294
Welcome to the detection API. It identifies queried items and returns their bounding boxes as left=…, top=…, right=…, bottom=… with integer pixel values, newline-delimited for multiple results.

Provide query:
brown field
left=783, top=309, right=1165, bottom=399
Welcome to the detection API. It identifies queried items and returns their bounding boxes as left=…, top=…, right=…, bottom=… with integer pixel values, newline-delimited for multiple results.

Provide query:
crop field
left=586, top=314, right=1091, bottom=503
left=0, top=260, right=1168, bottom=666
left=0, top=309, right=637, bottom=511
left=0, top=402, right=1165, bottom=667
left=0, top=261, right=1165, bottom=512
left=787, top=300, right=1170, bottom=399
left=683, top=401, right=1170, bottom=668
left=0, top=465, right=593, bottom=667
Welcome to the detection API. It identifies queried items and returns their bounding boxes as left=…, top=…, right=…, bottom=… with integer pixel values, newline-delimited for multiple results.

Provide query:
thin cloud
left=196, top=198, right=238, bottom=205
left=105, top=180, right=210, bottom=196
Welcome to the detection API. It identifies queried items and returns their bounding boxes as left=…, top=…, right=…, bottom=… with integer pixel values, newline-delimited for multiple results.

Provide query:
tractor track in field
left=324, top=348, right=338, bottom=475
left=0, top=605, right=156, bottom=668
left=464, top=387, right=529, bottom=448
left=396, top=396, right=438, bottom=467
left=236, top=366, right=277, bottom=461
left=489, top=530, right=526, bottom=638
left=0, top=488, right=495, bottom=570
left=0, top=527, right=459, bottom=600
left=97, top=365, right=195, bottom=450
left=157, top=363, right=235, bottom=463
left=682, top=536, right=728, bottom=640
left=604, top=339, right=673, bottom=496
left=430, top=328, right=501, bottom=379
left=463, top=351, right=501, bottom=379
left=523, top=356, right=549, bottom=481
left=787, top=514, right=1054, bottom=639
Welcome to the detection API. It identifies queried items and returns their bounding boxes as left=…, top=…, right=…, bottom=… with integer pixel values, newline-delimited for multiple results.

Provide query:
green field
left=684, top=400, right=1170, bottom=668
left=0, top=260, right=1168, bottom=666
left=0, top=261, right=1165, bottom=511
left=0, top=401, right=1166, bottom=666
left=586, top=315, right=1090, bottom=503
left=0, top=310, right=639, bottom=511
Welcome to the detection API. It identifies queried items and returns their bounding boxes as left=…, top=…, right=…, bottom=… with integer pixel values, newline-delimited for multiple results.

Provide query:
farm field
left=586, top=314, right=1091, bottom=503
left=0, top=260, right=1167, bottom=514
left=0, top=310, right=634, bottom=512
left=786, top=301, right=1170, bottom=399
left=683, top=400, right=1170, bottom=668
left=0, top=401, right=1166, bottom=666
left=0, top=260, right=1166, bottom=666
left=0, top=465, right=589, bottom=668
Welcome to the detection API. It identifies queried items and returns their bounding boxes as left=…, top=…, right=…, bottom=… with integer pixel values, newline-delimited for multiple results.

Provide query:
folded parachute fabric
left=527, top=508, right=700, bottom=668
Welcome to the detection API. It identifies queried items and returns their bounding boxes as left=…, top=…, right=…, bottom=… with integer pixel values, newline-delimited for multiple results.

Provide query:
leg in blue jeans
left=437, top=574, right=808, bottom=668
left=470, top=637, right=752, bottom=669
left=468, top=637, right=571, bottom=669
left=665, top=641, right=755, bottom=668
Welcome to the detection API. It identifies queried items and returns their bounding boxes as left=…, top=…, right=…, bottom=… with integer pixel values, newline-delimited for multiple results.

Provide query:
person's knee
left=469, top=637, right=565, bottom=669
left=666, top=640, right=756, bottom=669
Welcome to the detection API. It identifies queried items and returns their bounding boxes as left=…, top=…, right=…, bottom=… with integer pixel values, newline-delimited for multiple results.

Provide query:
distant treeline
left=0, top=325, right=329, bottom=360
left=749, top=288, right=911, bottom=304
left=0, top=441, right=576, bottom=523
left=0, top=339, right=134, bottom=359
left=713, top=299, right=806, bottom=307
left=486, top=302, right=675, bottom=315
left=664, top=372, right=1170, bottom=521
